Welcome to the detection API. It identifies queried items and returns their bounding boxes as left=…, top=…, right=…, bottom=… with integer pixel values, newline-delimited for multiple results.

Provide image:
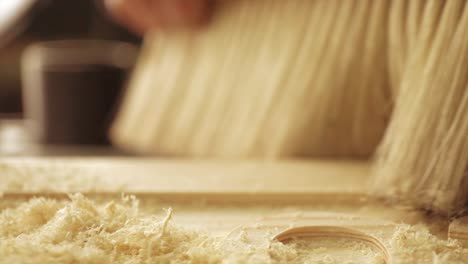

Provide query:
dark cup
left=22, top=40, right=137, bottom=145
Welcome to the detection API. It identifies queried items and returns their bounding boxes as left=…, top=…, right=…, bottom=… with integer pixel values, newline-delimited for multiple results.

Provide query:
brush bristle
left=372, top=0, right=468, bottom=215
left=111, top=0, right=391, bottom=158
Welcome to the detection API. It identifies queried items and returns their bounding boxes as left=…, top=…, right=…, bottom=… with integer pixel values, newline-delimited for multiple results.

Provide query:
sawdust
left=1, top=194, right=467, bottom=264
left=390, top=225, right=468, bottom=263
left=0, top=162, right=83, bottom=192
left=0, top=194, right=329, bottom=264
left=0, top=161, right=107, bottom=193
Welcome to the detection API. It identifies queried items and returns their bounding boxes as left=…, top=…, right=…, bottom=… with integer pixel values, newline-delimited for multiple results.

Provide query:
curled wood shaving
left=273, top=226, right=392, bottom=264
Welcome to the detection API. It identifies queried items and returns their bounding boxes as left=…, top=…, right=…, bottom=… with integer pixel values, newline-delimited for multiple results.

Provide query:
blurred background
left=0, top=0, right=141, bottom=156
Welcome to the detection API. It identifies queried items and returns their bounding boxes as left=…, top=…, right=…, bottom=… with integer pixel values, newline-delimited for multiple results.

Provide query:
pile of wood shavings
left=0, top=194, right=325, bottom=263
left=390, top=225, right=468, bottom=263
left=0, top=194, right=467, bottom=264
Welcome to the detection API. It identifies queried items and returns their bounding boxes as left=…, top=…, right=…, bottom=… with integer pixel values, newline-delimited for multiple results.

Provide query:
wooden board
left=0, top=158, right=369, bottom=203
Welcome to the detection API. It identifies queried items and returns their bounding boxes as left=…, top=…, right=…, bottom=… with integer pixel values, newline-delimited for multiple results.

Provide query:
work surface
left=1, top=158, right=467, bottom=263
left=0, top=158, right=368, bottom=199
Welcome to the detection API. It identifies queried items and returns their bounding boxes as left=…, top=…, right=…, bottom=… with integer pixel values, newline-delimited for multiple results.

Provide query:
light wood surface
left=0, top=158, right=370, bottom=203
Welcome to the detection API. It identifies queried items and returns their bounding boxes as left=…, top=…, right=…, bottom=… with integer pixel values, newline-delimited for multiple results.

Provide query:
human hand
left=104, top=0, right=212, bottom=34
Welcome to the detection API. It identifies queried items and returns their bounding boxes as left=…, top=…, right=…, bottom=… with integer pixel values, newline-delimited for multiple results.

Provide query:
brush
left=111, top=0, right=468, bottom=215
left=111, top=0, right=391, bottom=158
left=372, top=0, right=468, bottom=215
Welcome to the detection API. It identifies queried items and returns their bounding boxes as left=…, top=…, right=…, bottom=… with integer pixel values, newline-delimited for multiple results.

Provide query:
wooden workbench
left=0, top=158, right=466, bottom=263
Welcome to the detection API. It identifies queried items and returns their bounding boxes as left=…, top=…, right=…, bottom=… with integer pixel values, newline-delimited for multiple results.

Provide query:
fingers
left=158, top=0, right=212, bottom=26
left=104, top=0, right=213, bottom=35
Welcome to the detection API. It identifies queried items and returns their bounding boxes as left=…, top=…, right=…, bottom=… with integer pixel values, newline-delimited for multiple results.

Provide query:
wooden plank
left=0, top=158, right=370, bottom=197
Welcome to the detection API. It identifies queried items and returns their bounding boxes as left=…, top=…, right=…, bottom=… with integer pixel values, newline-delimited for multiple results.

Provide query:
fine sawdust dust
left=0, top=162, right=104, bottom=193
left=1, top=194, right=468, bottom=264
